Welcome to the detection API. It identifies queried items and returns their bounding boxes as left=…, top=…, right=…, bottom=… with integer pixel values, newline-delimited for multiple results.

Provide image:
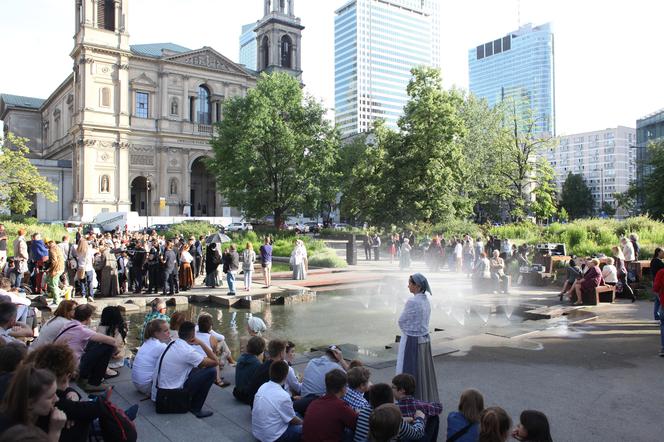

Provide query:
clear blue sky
left=1, top=0, right=662, bottom=135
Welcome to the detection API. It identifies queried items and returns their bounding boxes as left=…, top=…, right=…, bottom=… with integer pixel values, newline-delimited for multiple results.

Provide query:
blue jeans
left=184, top=366, right=216, bottom=412
left=654, top=295, right=661, bottom=320
left=275, top=423, right=302, bottom=442
left=227, top=271, right=236, bottom=294
left=80, top=270, right=94, bottom=298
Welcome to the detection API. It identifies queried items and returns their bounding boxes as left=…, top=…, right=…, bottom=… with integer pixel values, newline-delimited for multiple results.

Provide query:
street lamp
left=146, top=174, right=152, bottom=230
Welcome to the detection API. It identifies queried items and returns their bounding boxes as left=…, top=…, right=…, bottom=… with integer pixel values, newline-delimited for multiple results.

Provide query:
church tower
left=255, top=0, right=304, bottom=80
left=70, top=0, right=131, bottom=219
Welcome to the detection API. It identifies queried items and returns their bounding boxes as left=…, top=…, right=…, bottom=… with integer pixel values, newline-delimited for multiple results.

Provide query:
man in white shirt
left=294, top=346, right=348, bottom=415
left=252, top=360, right=302, bottom=442
left=151, top=321, right=219, bottom=418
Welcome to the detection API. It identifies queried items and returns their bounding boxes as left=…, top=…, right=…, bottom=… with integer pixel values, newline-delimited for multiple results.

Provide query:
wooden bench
left=595, top=285, right=615, bottom=304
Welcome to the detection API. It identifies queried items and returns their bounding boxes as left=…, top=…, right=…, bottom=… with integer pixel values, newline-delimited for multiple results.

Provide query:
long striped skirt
left=396, top=333, right=440, bottom=403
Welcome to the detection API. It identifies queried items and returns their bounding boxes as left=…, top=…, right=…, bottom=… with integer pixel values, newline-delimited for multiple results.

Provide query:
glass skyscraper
left=335, top=0, right=440, bottom=138
left=239, top=22, right=257, bottom=71
left=468, top=23, right=556, bottom=135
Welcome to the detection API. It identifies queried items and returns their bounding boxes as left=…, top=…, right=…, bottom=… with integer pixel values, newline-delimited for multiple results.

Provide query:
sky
left=1, top=0, right=663, bottom=136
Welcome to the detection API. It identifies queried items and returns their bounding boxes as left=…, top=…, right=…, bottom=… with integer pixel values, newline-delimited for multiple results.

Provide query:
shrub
left=308, top=249, right=347, bottom=268
left=562, top=225, right=587, bottom=249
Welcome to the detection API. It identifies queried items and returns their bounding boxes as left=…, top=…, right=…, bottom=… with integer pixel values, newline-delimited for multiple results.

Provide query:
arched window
left=261, top=36, right=270, bottom=70
left=281, top=35, right=292, bottom=69
left=197, top=85, right=211, bottom=124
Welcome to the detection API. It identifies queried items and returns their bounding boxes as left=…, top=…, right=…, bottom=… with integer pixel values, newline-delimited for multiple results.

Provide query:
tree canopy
left=642, top=140, right=664, bottom=219
left=209, top=72, right=340, bottom=227
left=0, top=133, right=56, bottom=214
left=560, top=173, right=594, bottom=219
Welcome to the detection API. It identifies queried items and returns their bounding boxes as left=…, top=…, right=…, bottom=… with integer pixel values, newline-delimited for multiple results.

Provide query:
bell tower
left=255, top=0, right=304, bottom=80
left=70, top=0, right=132, bottom=220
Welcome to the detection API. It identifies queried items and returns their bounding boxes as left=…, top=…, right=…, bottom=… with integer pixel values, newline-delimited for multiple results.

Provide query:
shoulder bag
left=447, top=421, right=474, bottom=442
left=155, top=341, right=191, bottom=414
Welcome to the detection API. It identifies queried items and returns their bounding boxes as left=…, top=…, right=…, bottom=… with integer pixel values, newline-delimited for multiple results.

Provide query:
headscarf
left=410, top=273, right=432, bottom=295
left=247, top=316, right=267, bottom=335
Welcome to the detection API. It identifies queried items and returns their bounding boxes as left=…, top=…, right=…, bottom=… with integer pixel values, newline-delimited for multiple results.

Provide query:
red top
left=653, top=268, right=664, bottom=307
left=302, top=394, right=357, bottom=442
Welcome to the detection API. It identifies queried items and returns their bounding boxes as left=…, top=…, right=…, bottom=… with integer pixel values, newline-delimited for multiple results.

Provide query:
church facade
left=0, top=0, right=303, bottom=222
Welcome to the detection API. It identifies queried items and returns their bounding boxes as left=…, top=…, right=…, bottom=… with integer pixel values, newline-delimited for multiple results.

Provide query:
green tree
left=530, top=159, right=558, bottom=222
left=495, top=97, right=556, bottom=221
left=600, top=201, right=616, bottom=217
left=0, top=133, right=57, bottom=214
left=614, top=187, right=637, bottom=216
left=209, top=72, right=340, bottom=227
left=560, top=173, right=594, bottom=219
left=642, top=140, right=664, bottom=219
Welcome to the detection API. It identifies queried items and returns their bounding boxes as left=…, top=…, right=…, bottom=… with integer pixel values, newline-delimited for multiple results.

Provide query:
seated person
left=244, top=339, right=287, bottom=407
left=472, top=253, right=491, bottom=280
left=296, top=345, right=349, bottom=414
left=284, top=341, right=302, bottom=397
left=392, top=373, right=443, bottom=442
left=196, top=312, right=235, bottom=365
left=150, top=321, right=219, bottom=418
left=26, top=343, right=138, bottom=442
left=0, top=343, right=27, bottom=401
left=139, top=298, right=170, bottom=344
left=233, top=336, right=266, bottom=404
left=342, top=366, right=371, bottom=412
left=302, top=369, right=357, bottom=442
left=0, top=302, right=33, bottom=346
left=55, top=304, right=117, bottom=392
left=195, top=314, right=230, bottom=387
left=572, top=258, right=602, bottom=305
left=369, top=404, right=403, bottom=442
left=29, top=300, right=77, bottom=351
left=559, top=259, right=582, bottom=301
left=169, top=311, right=186, bottom=340
left=489, top=250, right=509, bottom=293
left=132, top=319, right=170, bottom=395
left=0, top=276, right=32, bottom=324
left=252, top=360, right=303, bottom=442
left=353, top=383, right=425, bottom=442
left=447, top=389, right=484, bottom=442
left=601, top=257, right=618, bottom=286
left=96, top=306, right=128, bottom=375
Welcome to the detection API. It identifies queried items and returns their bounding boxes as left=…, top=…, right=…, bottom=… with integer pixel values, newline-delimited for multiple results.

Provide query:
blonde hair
left=605, top=257, right=614, bottom=265
left=246, top=242, right=253, bottom=250
left=76, top=238, right=88, bottom=256
left=47, top=243, right=65, bottom=276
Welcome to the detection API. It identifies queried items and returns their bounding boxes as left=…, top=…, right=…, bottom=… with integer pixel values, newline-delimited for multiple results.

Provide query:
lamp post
left=146, top=174, right=152, bottom=230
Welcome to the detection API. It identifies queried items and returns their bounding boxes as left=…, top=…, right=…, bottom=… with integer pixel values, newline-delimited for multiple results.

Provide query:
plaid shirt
left=342, top=387, right=369, bottom=411
left=140, top=311, right=170, bottom=343
left=397, top=395, right=443, bottom=418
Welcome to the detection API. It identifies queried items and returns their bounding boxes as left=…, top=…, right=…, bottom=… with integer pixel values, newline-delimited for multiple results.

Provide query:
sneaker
left=193, top=409, right=213, bottom=419
left=125, top=404, right=139, bottom=421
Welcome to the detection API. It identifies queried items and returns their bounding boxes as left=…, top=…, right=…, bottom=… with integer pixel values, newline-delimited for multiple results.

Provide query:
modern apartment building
left=635, top=109, right=664, bottom=209
left=468, top=22, right=555, bottom=135
left=335, top=0, right=440, bottom=137
left=239, top=22, right=258, bottom=71
left=546, top=126, right=636, bottom=214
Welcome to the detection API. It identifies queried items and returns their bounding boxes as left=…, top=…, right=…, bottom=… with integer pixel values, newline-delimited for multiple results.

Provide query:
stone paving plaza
left=103, top=259, right=661, bottom=442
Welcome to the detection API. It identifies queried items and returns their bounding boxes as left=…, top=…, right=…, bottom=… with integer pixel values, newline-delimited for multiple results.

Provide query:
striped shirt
left=353, top=406, right=425, bottom=442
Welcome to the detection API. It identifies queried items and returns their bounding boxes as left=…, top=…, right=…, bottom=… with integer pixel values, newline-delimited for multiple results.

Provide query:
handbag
left=154, top=341, right=191, bottom=414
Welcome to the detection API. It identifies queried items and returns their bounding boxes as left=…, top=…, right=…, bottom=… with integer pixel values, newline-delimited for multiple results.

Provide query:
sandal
left=215, top=379, right=231, bottom=388
left=105, top=369, right=119, bottom=379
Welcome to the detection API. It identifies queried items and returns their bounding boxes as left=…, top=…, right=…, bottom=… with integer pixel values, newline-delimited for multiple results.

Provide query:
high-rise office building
left=335, top=0, right=440, bottom=138
left=546, top=127, right=636, bottom=215
left=468, top=23, right=555, bottom=135
left=239, top=22, right=257, bottom=71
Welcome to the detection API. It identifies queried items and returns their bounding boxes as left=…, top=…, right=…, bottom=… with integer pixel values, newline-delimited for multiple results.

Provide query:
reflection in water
left=122, top=276, right=543, bottom=359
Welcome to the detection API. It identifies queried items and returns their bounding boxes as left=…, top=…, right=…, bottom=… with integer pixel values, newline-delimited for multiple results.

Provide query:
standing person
left=612, top=246, right=635, bottom=302
left=650, top=248, right=664, bottom=320
left=479, top=407, right=512, bottom=442
left=161, top=241, right=178, bottom=296
left=226, top=244, right=240, bottom=295
left=11, top=229, right=28, bottom=289
left=260, top=236, right=273, bottom=288
left=73, top=238, right=92, bottom=299
left=60, top=235, right=76, bottom=289
left=363, top=234, right=372, bottom=261
left=98, top=245, right=119, bottom=297
left=204, top=243, right=222, bottom=288
left=652, top=265, right=664, bottom=357
left=178, top=244, right=194, bottom=291
left=454, top=240, right=463, bottom=273
left=462, top=239, right=475, bottom=277
left=290, top=240, right=308, bottom=280
left=388, top=235, right=397, bottom=264
left=0, top=224, right=7, bottom=271
left=117, top=250, right=129, bottom=294
left=372, top=234, right=381, bottom=261
left=131, top=241, right=147, bottom=294
left=195, top=235, right=205, bottom=277
left=629, top=233, right=641, bottom=261
left=512, top=410, right=552, bottom=442
left=621, top=237, right=635, bottom=266
left=145, top=241, right=161, bottom=294
left=242, top=242, right=256, bottom=292
left=30, top=233, right=49, bottom=294
left=396, top=273, right=439, bottom=402
left=44, top=243, right=65, bottom=305
left=399, top=238, right=412, bottom=270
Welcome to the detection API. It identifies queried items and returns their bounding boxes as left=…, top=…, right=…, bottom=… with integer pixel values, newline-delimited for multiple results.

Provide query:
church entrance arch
left=190, top=157, right=217, bottom=216
left=130, top=176, right=150, bottom=216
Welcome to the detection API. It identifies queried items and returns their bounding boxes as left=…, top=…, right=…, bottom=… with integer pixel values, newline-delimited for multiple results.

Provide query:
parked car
left=304, top=222, right=322, bottom=233
left=333, top=223, right=350, bottom=230
left=226, top=222, right=253, bottom=232
left=148, top=224, right=171, bottom=232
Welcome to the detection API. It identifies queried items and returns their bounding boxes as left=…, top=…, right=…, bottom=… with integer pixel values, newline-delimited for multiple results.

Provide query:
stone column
left=159, top=72, right=169, bottom=119
left=182, top=75, right=189, bottom=121
left=116, top=141, right=130, bottom=212
left=158, top=147, right=168, bottom=216
left=114, top=0, right=121, bottom=31
left=211, top=100, right=217, bottom=123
